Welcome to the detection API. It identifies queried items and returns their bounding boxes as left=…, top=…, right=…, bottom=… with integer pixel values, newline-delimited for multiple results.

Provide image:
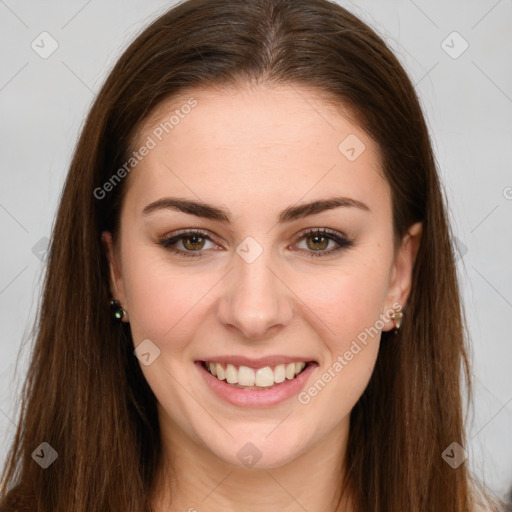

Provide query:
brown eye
left=182, top=234, right=206, bottom=251
left=305, top=233, right=330, bottom=251
left=158, top=229, right=219, bottom=258
left=294, top=228, right=354, bottom=258
left=159, top=228, right=353, bottom=259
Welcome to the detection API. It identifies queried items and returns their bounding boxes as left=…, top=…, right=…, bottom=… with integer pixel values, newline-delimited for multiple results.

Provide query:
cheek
left=121, top=226, right=393, bottom=353
left=290, top=258, right=390, bottom=405
left=295, top=258, right=391, bottom=345
left=299, top=269, right=387, bottom=416
left=120, top=244, right=220, bottom=352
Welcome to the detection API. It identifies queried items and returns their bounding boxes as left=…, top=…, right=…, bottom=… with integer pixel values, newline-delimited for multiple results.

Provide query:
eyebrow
left=142, top=195, right=370, bottom=223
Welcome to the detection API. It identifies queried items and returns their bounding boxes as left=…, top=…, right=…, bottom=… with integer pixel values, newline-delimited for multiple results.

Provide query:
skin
left=103, top=83, right=422, bottom=512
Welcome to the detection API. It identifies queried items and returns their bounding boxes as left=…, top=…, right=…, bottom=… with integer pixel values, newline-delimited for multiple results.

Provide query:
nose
left=216, top=246, right=295, bottom=340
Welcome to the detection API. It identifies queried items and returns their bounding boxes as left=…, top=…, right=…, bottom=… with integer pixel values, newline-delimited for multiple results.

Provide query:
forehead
left=123, top=84, right=390, bottom=220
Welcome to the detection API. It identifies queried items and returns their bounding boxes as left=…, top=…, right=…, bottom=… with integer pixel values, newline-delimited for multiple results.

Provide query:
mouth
left=199, top=360, right=315, bottom=390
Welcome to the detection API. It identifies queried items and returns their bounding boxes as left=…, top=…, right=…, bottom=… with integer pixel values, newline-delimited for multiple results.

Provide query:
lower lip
left=195, top=361, right=318, bottom=408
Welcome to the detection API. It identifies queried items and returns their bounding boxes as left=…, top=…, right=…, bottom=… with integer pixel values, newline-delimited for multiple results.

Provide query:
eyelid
left=160, top=228, right=220, bottom=244
left=158, top=227, right=353, bottom=258
left=292, top=226, right=349, bottom=243
left=290, top=227, right=353, bottom=258
left=157, top=228, right=222, bottom=256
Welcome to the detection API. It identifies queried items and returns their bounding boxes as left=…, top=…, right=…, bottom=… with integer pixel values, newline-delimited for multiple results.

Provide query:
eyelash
left=157, top=228, right=354, bottom=259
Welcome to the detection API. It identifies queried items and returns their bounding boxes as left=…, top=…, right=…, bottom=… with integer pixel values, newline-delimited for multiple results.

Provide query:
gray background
left=1, top=0, right=511, bottom=503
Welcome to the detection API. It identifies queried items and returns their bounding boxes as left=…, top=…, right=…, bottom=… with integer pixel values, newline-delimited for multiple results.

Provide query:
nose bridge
left=217, top=240, right=294, bottom=338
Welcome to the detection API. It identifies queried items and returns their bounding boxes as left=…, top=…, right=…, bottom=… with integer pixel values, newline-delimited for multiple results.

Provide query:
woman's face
left=104, top=84, right=421, bottom=468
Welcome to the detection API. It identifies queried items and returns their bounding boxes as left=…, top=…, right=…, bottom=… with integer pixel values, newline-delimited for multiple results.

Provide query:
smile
left=201, top=360, right=311, bottom=389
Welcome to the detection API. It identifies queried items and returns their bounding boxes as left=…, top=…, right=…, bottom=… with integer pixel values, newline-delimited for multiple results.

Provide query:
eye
left=158, top=227, right=353, bottom=259
left=292, top=228, right=354, bottom=258
left=157, top=229, right=220, bottom=258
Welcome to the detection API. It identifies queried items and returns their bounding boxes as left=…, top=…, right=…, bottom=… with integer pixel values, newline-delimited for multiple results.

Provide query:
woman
left=0, top=0, right=504, bottom=510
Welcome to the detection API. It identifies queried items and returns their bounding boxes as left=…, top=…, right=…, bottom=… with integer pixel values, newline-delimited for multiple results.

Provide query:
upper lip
left=197, top=355, right=317, bottom=367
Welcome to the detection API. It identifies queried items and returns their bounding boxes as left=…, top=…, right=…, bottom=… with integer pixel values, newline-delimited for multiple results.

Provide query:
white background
left=1, top=0, right=511, bottom=504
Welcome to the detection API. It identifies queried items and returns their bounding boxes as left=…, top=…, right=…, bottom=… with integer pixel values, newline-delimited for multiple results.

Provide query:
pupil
left=184, top=235, right=204, bottom=250
left=308, top=234, right=327, bottom=250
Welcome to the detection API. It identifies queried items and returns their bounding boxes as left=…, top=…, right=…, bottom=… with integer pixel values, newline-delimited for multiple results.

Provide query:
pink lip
left=195, top=360, right=318, bottom=408
left=195, top=355, right=316, bottom=368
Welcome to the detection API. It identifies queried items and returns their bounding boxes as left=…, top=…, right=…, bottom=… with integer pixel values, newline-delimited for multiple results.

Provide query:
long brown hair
left=0, top=0, right=503, bottom=510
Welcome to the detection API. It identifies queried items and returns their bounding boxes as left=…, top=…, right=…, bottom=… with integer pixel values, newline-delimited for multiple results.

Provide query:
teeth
left=255, top=366, right=274, bottom=387
left=216, top=364, right=225, bottom=380
left=238, top=365, right=255, bottom=386
left=274, top=364, right=286, bottom=383
left=285, top=362, right=295, bottom=380
left=204, top=361, right=308, bottom=388
left=225, top=363, right=237, bottom=384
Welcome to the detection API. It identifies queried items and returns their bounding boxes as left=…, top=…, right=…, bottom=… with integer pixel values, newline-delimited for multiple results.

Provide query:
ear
left=101, top=231, right=127, bottom=306
left=382, top=222, right=422, bottom=331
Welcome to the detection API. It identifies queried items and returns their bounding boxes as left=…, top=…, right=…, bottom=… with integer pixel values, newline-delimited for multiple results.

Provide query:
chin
left=204, top=428, right=310, bottom=470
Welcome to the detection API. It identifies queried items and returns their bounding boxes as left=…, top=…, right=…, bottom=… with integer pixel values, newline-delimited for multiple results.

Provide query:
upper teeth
left=206, top=362, right=307, bottom=387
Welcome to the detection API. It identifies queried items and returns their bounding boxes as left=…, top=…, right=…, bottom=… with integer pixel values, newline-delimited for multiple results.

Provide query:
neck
left=149, top=411, right=355, bottom=512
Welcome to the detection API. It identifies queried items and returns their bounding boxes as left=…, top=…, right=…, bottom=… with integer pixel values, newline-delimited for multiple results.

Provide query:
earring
left=390, top=311, right=403, bottom=333
left=110, top=299, right=128, bottom=322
